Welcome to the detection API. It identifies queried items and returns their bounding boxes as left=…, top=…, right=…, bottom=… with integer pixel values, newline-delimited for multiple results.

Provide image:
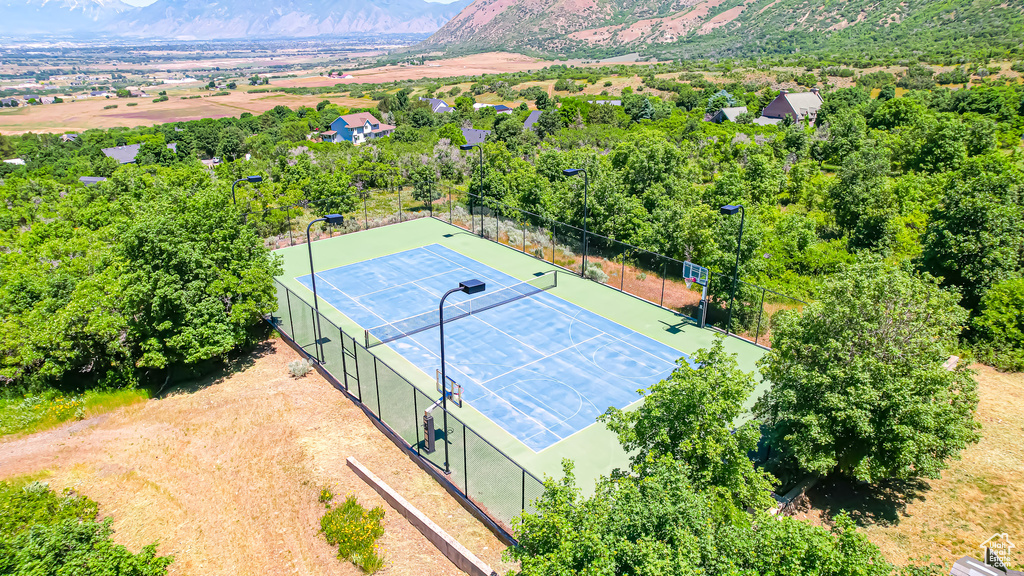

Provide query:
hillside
left=421, top=0, right=1024, bottom=59
left=1, top=0, right=134, bottom=35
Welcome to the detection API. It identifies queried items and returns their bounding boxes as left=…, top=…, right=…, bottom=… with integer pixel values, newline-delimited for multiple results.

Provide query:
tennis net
left=364, top=271, right=558, bottom=348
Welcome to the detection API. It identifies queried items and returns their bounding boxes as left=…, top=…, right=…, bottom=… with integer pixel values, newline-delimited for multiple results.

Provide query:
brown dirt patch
left=791, top=365, right=1024, bottom=571
left=0, top=339, right=513, bottom=576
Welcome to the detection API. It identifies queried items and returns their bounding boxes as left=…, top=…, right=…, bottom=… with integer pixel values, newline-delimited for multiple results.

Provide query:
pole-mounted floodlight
left=436, top=278, right=485, bottom=474
left=563, top=168, right=589, bottom=277
left=720, top=204, right=745, bottom=336
left=306, top=213, right=344, bottom=362
left=232, top=175, right=263, bottom=207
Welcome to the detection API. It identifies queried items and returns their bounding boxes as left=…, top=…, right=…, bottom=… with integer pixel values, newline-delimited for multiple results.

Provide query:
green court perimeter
left=275, top=217, right=767, bottom=489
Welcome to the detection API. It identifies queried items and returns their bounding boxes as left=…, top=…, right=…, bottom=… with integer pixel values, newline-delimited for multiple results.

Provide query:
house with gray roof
left=761, top=89, right=823, bottom=123
left=461, top=128, right=491, bottom=145
left=79, top=176, right=107, bottom=186
left=707, top=106, right=748, bottom=123
left=420, top=97, right=454, bottom=113
left=101, top=142, right=177, bottom=164
left=523, top=111, right=542, bottom=131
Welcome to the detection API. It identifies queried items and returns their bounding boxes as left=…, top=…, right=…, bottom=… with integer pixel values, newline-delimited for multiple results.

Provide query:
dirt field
left=0, top=338, right=514, bottom=576
left=793, top=365, right=1024, bottom=571
left=0, top=91, right=371, bottom=135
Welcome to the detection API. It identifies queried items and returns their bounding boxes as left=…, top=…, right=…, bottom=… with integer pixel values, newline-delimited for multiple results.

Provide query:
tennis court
left=297, top=244, right=688, bottom=452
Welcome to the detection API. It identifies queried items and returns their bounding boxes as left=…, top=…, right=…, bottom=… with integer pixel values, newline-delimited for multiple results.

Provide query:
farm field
left=0, top=338, right=513, bottom=576
left=0, top=91, right=370, bottom=134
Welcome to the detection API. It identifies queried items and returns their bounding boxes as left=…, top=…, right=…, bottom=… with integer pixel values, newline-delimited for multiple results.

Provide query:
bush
left=127, top=102, right=138, bottom=107
left=321, top=494, right=385, bottom=573
left=973, top=278, right=1024, bottom=371
left=152, top=95, right=169, bottom=103
left=0, top=480, right=172, bottom=575
left=288, top=359, right=312, bottom=378
left=103, top=104, right=118, bottom=109
left=584, top=262, right=608, bottom=283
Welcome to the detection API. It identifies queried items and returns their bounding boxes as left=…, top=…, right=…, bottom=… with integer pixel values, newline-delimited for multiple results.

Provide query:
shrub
left=0, top=480, right=172, bottom=574
left=127, top=102, right=138, bottom=107
left=532, top=246, right=545, bottom=259
left=973, top=278, right=1024, bottom=371
left=152, top=95, right=169, bottom=103
left=319, top=486, right=334, bottom=507
left=321, top=494, right=385, bottom=573
left=103, top=104, right=118, bottom=109
left=288, top=359, right=312, bottom=378
left=584, top=262, right=608, bottom=283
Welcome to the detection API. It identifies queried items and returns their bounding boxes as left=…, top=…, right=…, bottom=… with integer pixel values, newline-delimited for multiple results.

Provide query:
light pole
left=306, top=213, right=344, bottom=362
left=563, top=168, right=588, bottom=277
left=720, top=204, right=745, bottom=335
left=438, top=279, right=485, bottom=474
left=231, top=175, right=263, bottom=207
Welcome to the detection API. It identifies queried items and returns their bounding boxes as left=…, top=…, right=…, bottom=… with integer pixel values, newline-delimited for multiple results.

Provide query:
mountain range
left=422, top=0, right=1024, bottom=59
left=1, top=0, right=471, bottom=38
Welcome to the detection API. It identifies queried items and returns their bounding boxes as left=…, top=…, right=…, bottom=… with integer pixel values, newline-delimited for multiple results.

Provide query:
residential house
left=129, top=90, right=150, bottom=98
left=101, top=142, right=177, bottom=164
left=0, top=97, right=18, bottom=107
left=324, top=112, right=395, bottom=145
left=22, top=94, right=41, bottom=103
left=707, top=106, right=748, bottom=123
left=493, top=104, right=513, bottom=115
left=523, top=111, right=542, bottom=132
left=61, top=133, right=78, bottom=142
left=461, top=128, right=490, bottom=145
left=760, top=88, right=823, bottom=124
left=319, top=130, right=337, bottom=142
left=420, top=97, right=455, bottom=113
left=79, top=176, right=107, bottom=186
left=587, top=99, right=623, bottom=106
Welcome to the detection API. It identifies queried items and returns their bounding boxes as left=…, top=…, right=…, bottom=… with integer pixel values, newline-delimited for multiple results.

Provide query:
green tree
left=507, top=458, right=891, bottom=576
left=972, top=277, right=1024, bottom=371
left=918, top=157, right=1024, bottom=312
left=755, top=261, right=980, bottom=482
left=116, top=179, right=282, bottom=369
left=601, top=339, right=776, bottom=510
left=828, top=142, right=898, bottom=252
left=536, top=110, right=562, bottom=139
left=437, top=123, right=466, bottom=146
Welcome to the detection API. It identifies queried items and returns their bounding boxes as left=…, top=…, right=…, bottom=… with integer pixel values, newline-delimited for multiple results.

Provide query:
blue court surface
left=297, top=244, right=688, bottom=452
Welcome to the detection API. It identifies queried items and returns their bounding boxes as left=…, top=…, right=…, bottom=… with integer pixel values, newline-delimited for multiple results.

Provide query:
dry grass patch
left=0, top=338, right=513, bottom=576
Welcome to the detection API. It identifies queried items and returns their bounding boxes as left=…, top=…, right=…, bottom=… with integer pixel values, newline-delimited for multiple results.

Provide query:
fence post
left=414, top=390, right=420, bottom=455
left=353, top=345, right=363, bottom=402
left=339, top=328, right=348, bottom=390
left=755, top=287, right=766, bottom=346
left=660, top=259, right=667, bottom=307
left=522, top=221, right=526, bottom=254
left=286, top=207, right=294, bottom=246
left=462, top=426, right=468, bottom=492
left=373, top=357, right=382, bottom=418
left=286, top=288, right=295, bottom=338
left=363, top=195, right=368, bottom=230
left=521, top=469, right=526, bottom=512
left=448, top=188, right=452, bottom=223
left=620, top=257, right=625, bottom=291
left=398, top=190, right=403, bottom=222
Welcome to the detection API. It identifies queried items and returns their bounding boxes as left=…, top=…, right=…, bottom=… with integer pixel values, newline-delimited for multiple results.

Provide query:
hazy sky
left=120, top=0, right=460, bottom=5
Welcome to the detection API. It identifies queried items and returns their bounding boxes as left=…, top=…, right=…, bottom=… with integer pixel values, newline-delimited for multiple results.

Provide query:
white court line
left=312, top=273, right=389, bottom=328
left=351, top=266, right=473, bottom=300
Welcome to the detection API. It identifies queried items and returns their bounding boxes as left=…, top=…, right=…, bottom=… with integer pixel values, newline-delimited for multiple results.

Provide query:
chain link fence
left=455, top=193, right=808, bottom=348
left=268, top=279, right=544, bottom=536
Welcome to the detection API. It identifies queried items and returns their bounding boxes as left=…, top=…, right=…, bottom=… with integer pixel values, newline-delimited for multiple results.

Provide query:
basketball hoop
left=684, top=277, right=697, bottom=290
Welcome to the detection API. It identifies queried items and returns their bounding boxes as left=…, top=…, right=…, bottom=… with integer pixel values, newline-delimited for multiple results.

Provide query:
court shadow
left=807, top=475, right=930, bottom=527
left=659, top=319, right=691, bottom=334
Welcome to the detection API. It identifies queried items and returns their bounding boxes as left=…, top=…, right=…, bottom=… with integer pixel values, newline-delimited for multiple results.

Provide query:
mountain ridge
left=421, top=0, right=1024, bottom=59
left=0, top=0, right=471, bottom=39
